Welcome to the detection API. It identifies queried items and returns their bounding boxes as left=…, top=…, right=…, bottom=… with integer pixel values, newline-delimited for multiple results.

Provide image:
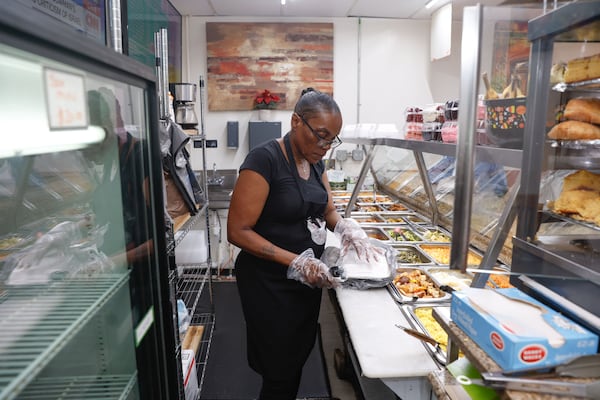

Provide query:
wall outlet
left=352, top=148, right=364, bottom=161
left=335, top=149, right=348, bottom=161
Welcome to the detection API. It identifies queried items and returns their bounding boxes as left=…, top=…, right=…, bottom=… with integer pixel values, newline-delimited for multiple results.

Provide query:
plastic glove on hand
left=334, top=218, right=385, bottom=262
left=288, top=249, right=339, bottom=289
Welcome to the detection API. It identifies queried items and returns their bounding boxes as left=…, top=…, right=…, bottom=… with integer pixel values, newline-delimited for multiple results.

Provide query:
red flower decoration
left=254, top=89, right=280, bottom=109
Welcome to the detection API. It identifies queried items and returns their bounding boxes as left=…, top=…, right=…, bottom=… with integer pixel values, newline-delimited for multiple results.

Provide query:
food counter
left=334, top=288, right=434, bottom=378
left=332, top=3, right=600, bottom=398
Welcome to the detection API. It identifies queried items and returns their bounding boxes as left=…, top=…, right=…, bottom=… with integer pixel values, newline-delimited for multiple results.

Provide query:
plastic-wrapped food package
left=321, top=239, right=397, bottom=290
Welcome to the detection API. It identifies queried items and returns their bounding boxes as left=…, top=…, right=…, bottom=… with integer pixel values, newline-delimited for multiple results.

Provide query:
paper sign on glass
left=44, top=68, right=87, bottom=129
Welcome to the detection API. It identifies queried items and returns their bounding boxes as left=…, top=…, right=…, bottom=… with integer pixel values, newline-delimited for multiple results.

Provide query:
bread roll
left=547, top=120, right=600, bottom=140
left=564, top=53, right=600, bottom=83
left=564, top=98, right=600, bottom=124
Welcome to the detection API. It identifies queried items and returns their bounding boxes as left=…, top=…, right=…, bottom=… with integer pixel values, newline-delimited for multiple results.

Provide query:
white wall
left=181, top=16, right=463, bottom=174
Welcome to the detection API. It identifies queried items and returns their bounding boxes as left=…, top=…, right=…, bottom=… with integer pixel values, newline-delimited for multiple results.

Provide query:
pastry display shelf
left=552, top=77, right=600, bottom=93
left=0, top=273, right=129, bottom=399
left=15, top=373, right=137, bottom=399
left=513, top=0, right=600, bottom=337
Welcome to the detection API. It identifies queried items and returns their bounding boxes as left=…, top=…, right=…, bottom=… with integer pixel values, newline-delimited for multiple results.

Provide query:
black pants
left=258, top=372, right=302, bottom=400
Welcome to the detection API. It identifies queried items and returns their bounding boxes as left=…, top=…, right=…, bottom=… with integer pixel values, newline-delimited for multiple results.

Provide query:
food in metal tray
left=396, top=249, right=425, bottom=264
left=404, top=214, right=426, bottom=223
left=386, top=203, right=408, bottom=211
left=358, top=195, right=392, bottom=203
left=414, top=307, right=449, bottom=351
left=422, top=229, right=450, bottom=242
left=363, top=227, right=388, bottom=241
left=387, top=228, right=420, bottom=242
left=381, top=215, right=405, bottom=223
left=352, top=215, right=382, bottom=223
left=420, top=245, right=482, bottom=266
left=359, top=205, right=381, bottom=212
left=428, top=269, right=472, bottom=290
left=393, top=269, right=442, bottom=298
left=487, top=273, right=513, bottom=289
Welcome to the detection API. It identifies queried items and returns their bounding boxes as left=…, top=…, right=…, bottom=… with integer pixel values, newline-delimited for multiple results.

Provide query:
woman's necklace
left=301, top=159, right=308, bottom=175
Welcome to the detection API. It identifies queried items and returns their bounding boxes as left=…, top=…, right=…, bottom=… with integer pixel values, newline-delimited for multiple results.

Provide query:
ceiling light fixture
left=425, top=0, right=442, bottom=9
left=281, top=0, right=286, bottom=4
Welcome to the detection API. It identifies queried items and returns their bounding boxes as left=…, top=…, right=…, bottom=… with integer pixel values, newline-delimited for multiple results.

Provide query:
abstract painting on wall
left=206, top=22, right=334, bottom=111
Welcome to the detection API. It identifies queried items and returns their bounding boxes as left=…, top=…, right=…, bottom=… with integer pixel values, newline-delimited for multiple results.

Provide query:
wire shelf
left=173, top=204, right=207, bottom=247
left=177, top=266, right=210, bottom=318
left=191, top=313, right=215, bottom=399
left=0, top=273, right=129, bottom=399
left=16, top=373, right=137, bottom=399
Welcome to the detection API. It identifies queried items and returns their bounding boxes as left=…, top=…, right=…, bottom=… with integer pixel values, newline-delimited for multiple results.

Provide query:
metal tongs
left=466, top=354, right=600, bottom=398
left=395, top=324, right=447, bottom=365
left=395, top=324, right=441, bottom=348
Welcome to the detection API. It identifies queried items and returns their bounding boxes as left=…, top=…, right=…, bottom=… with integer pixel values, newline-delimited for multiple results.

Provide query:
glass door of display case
left=0, top=3, right=178, bottom=399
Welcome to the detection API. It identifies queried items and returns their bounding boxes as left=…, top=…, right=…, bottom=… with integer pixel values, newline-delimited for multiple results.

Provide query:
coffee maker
left=172, top=83, right=198, bottom=129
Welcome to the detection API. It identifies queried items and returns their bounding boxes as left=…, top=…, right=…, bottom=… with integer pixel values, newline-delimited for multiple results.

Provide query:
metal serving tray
left=388, top=267, right=451, bottom=304
left=401, top=304, right=452, bottom=366
left=423, top=266, right=474, bottom=291
left=382, top=225, right=423, bottom=243
left=381, top=203, right=410, bottom=212
left=418, top=244, right=483, bottom=267
left=346, top=213, right=385, bottom=224
left=377, top=212, right=413, bottom=224
left=361, top=226, right=390, bottom=241
left=392, top=244, right=434, bottom=265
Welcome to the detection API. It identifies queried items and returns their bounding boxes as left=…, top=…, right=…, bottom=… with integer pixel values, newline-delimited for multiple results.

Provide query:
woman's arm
left=227, top=169, right=298, bottom=266
left=321, top=171, right=342, bottom=231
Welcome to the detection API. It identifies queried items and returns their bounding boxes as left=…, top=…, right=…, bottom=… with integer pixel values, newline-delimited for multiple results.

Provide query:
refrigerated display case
left=0, top=3, right=179, bottom=399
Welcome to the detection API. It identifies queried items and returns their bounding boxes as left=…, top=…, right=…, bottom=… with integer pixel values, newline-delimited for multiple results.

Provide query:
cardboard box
left=181, top=349, right=198, bottom=400
left=451, top=288, right=598, bottom=372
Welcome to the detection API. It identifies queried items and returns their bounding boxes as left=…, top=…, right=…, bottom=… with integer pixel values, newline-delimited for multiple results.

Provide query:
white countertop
left=335, top=286, right=439, bottom=379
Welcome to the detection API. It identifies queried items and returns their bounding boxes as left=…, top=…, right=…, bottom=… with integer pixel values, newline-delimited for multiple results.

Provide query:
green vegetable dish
left=388, top=228, right=420, bottom=241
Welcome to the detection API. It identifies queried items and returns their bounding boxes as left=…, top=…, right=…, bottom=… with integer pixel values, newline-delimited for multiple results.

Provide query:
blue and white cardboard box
left=451, top=288, right=598, bottom=372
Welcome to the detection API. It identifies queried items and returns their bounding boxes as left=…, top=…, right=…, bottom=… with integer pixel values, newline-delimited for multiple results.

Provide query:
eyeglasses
left=297, top=114, right=342, bottom=149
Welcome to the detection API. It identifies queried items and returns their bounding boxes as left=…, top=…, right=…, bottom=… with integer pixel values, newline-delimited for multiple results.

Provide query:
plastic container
left=440, top=121, right=458, bottom=143
left=404, top=107, right=423, bottom=140
left=175, top=230, right=207, bottom=264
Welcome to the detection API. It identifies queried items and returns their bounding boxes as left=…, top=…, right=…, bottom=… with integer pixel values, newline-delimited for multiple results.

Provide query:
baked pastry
left=562, top=170, right=600, bottom=192
left=551, top=170, right=600, bottom=226
left=564, top=53, right=600, bottom=83
left=550, top=62, right=566, bottom=84
left=547, top=120, right=600, bottom=140
left=553, top=189, right=598, bottom=214
left=564, top=98, right=600, bottom=124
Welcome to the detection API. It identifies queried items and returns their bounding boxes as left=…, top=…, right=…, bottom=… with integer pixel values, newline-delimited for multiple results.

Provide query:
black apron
left=235, top=134, right=328, bottom=380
